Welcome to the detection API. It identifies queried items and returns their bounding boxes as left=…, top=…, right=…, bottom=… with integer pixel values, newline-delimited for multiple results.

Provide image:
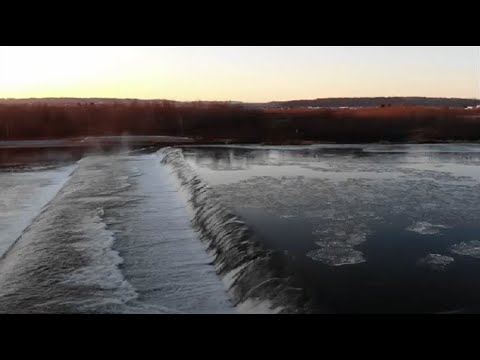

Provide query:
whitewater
left=0, top=153, right=233, bottom=313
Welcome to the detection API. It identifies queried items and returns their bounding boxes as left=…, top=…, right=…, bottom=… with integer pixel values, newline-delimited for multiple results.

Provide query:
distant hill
left=0, top=98, right=242, bottom=106
left=262, top=97, right=480, bottom=108
left=1, top=97, right=479, bottom=108
left=0, top=98, right=173, bottom=105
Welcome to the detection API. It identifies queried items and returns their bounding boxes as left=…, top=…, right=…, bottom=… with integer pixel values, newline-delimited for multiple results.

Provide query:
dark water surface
left=182, top=144, right=480, bottom=313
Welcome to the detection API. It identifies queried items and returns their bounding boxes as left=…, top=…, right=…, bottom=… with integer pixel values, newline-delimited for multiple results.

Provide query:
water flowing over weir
left=0, top=153, right=232, bottom=313
left=158, top=148, right=310, bottom=314
left=5, top=145, right=479, bottom=313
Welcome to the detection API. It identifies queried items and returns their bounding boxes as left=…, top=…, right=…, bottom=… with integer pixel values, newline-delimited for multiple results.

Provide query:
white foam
left=223, top=262, right=250, bottom=290
left=60, top=207, right=138, bottom=307
left=237, top=298, right=283, bottom=314
left=119, top=302, right=186, bottom=314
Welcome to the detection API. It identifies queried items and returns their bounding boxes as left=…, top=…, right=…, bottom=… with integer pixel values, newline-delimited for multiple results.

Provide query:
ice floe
left=450, top=241, right=480, bottom=258
left=307, top=245, right=366, bottom=266
left=406, top=221, right=450, bottom=235
left=417, top=254, right=454, bottom=271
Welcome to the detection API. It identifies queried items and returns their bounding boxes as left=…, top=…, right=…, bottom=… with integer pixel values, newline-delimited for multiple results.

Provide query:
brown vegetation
left=1, top=102, right=480, bottom=144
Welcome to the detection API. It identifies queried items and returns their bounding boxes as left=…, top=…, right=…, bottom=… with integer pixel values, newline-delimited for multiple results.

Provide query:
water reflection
left=182, top=145, right=480, bottom=186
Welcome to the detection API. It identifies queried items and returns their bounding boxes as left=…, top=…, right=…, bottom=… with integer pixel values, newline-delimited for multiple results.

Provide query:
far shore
left=1, top=136, right=479, bottom=168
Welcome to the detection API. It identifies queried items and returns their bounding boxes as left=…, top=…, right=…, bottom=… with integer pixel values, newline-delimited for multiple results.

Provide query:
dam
left=1, top=143, right=480, bottom=313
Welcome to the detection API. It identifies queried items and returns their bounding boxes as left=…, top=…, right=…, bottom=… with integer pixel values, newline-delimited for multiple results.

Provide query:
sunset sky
left=0, top=46, right=478, bottom=101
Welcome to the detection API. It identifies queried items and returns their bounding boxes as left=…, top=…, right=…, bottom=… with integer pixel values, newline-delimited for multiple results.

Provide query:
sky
left=0, top=46, right=479, bottom=102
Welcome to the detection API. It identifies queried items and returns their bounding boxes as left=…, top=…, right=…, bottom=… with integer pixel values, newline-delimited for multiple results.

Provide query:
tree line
left=1, top=101, right=479, bottom=143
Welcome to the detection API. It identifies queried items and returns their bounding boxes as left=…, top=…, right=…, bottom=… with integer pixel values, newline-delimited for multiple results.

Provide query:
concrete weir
left=158, top=147, right=310, bottom=314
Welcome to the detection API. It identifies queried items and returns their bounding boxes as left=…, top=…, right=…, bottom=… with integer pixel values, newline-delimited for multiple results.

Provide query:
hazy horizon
left=1, top=95, right=480, bottom=102
left=1, top=46, right=479, bottom=101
